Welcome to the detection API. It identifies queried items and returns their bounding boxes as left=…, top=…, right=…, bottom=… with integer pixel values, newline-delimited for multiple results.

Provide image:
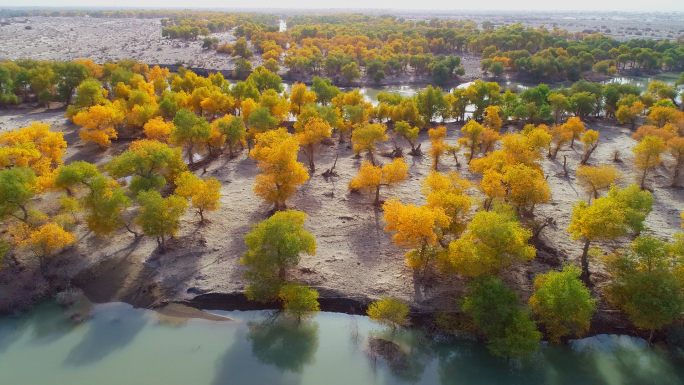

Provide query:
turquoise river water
left=1, top=302, right=683, bottom=385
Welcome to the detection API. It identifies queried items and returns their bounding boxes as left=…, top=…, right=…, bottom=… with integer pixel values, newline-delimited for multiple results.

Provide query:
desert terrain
left=1, top=103, right=682, bottom=333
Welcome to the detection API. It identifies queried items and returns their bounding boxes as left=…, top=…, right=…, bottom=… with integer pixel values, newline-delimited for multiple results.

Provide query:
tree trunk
left=563, top=155, right=568, bottom=177
left=580, top=238, right=591, bottom=284
left=199, top=208, right=205, bottom=223
left=640, top=167, right=649, bottom=190
left=672, top=161, right=681, bottom=187
left=187, top=144, right=195, bottom=166
left=374, top=185, right=381, bottom=206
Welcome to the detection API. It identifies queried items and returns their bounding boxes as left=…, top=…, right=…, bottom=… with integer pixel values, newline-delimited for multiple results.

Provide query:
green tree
left=54, top=160, right=100, bottom=195
left=0, top=167, right=37, bottom=223
left=233, top=58, right=253, bottom=79
left=246, top=66, right=283, bottom=93
left=248, top=106, right=279, bottom=133
left=605, top=236, right=684, bottom=341
left=56, top=62, right=89, bottom=105
left=416, top=85, right=446, bottom=123
left=568, top=184, right=654, bottom=282
left=490, top=62, right=504, bottom=78
left=311, top=76, right=339, bottom=106
left=135, top=190, right=188, bottom=248
left=462, top=276, right=541, bottom=358
left=529, top=265, right=596, bottom=341
left=341, top=62, right=361, bottom=83
left=216, top=114, right=246, bottom=158
left=394, top=121, right=420, bottom=155
left=279, top=283, right=320, bottom=322
left=171, top=109, right=211, bottom=166
left=432, top=62, right=450, bottom=85
left=81, top=175, right=131, bottom=236
left=240, top=210, right=316, bottom=302
left=106, top=140, right=186, bottom=193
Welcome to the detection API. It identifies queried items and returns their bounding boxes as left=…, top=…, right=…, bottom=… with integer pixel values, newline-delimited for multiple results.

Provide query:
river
left=0, top=301, right=682, bottom=385
left=281, top=73, right=680, bottom=107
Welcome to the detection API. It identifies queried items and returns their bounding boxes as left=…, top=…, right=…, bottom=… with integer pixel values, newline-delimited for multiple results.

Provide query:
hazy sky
left=3, top=1, right=684, bottom=12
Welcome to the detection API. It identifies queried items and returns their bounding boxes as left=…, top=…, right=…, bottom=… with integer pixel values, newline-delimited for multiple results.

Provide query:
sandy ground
left=1, top=105, right=682, bottom=316
left=0, top=16, right=481, bottom=85
left=0, top=17, right=250, bottom=70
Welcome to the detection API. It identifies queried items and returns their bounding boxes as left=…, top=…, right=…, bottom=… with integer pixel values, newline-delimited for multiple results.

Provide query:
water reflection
left=247, top=314, right=320, bottom=373
left=63, top=303, right=148, bottom=367
left=365, top=329, right=432, bottom=384
left=212, top=313, right=319, bottom=385
left=0, top=304, right=683, bottom=385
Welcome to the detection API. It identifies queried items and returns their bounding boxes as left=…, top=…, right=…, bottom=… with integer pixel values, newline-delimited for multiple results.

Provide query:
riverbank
left=1, top=95, right=683, bottom=346
left=3, top=301, right=681, bottom=385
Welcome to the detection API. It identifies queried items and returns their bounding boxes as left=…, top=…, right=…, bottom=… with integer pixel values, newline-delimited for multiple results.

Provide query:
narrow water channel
left=0, top=302, right=682, bottom=385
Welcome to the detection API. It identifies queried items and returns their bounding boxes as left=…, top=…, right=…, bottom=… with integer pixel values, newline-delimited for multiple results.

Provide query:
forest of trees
left=7, top=10, right=684, bottom=85
left=1, top=55, right=684, bottom=358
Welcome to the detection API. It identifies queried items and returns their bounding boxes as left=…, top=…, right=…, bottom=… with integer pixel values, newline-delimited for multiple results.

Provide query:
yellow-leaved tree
left=382, top=198, right=450, bottom=271
left=444, top=206, right=535, bottom=277
left=250, top=128, right=309, bottom=211
left=295, top=117, right=332, bottom=172
left=174, top=171, right=222, bottom=223
left=73, top=103, right=124, bottom=148
left=421, top=171, right=472, bottom=235
left=143, top=116, right=174, bottom=142
left=484, top=105, right=503, bottom=132
left=562, top=117, right=585, bottom=149
left=289, top=82, right=317, bottom=116
left=458, top=120, right=484, bottom=163
left=579, top=129, right=600, bottom=165
left=576, top=165, right=620, bottom=201
left=501, top=163, right=550, bottom=215
left=349, top=158, right=409, bottom=206
left=351, top=123, right=388, bottom=165
left=428, top=126, right=448, bottom=170
left=0, top=121, right=67, bottom=191
left=20, top=222, right=75, bottom=272
left=632, top=135, right=666, bottom=190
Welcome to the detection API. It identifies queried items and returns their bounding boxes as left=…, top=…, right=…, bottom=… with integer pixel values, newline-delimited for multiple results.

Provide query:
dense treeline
left=1, top=57, right=684, bottom=358
left=7, top=9, right=684, bottom=85
left=280, top=14, right=684, bottom=82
